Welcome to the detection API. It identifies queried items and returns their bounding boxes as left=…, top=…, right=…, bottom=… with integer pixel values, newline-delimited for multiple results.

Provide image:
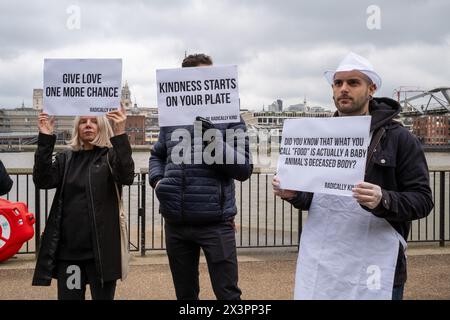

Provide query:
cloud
left=0, top=0, right=449, bottom=110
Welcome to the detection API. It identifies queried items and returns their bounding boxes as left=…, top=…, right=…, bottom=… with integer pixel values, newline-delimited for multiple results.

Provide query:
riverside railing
left=3, top=168, right=449, bottom=256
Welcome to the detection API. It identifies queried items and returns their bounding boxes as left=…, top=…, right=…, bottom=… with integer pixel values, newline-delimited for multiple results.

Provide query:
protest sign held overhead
left=156, top=65, right=240, bottom=127
left=43, top=59, right=122, bottom=116
left=277, top=116, right=371, bottom=196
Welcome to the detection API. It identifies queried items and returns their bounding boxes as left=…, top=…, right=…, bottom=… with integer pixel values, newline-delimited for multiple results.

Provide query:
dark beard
left=333, top=92, right=370, bottom=115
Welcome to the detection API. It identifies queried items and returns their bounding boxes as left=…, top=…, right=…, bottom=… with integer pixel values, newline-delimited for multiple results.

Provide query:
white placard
left=277, top=116, right=371, bottom=196
left=43, top=59, right=122, bottom=116
left=156, top=65, right=240, bottom=127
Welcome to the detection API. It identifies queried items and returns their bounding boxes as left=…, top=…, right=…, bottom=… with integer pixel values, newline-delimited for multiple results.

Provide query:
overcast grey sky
left=1, top=0, right=449, bottom=110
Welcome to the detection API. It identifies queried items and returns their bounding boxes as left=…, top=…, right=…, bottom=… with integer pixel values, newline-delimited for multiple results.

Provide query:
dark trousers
left=392, top=284, right=405, bottom=300
left=56, top=259, right=116, bottom=300
left=164, top=221, right=242, bottom=300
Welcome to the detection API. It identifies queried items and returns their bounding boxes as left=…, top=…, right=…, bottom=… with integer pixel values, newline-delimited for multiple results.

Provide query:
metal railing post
left=34, top=188, right=41, bottom=258
left=140, top=172, right=147, bottom=256
left=439, top=171, right=445, bottom=247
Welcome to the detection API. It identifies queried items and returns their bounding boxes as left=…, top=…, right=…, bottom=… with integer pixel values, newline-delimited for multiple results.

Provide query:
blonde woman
left=32, top=105, right=134, bottom=300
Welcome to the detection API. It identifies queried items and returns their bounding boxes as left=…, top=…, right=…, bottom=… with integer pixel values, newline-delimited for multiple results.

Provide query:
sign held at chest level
left=277, top=116, right=371, bottom=196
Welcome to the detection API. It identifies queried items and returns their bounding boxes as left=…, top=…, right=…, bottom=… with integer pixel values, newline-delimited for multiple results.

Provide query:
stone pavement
left=0, top=245, right=449, bottom=300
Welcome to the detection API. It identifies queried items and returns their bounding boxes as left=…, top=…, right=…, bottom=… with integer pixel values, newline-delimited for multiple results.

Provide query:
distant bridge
left=394, top=87, right=450, bottom=116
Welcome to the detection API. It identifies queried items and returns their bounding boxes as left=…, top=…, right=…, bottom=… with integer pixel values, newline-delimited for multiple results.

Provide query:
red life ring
left=0, top=198, right=35, bottom=262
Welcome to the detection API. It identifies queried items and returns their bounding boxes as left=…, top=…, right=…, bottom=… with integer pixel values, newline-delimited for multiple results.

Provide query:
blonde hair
left=69, top=116, right=114, bottom=151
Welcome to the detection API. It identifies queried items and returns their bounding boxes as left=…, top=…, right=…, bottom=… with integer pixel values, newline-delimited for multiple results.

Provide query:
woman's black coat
left=32, top=133, right=134, bottom=286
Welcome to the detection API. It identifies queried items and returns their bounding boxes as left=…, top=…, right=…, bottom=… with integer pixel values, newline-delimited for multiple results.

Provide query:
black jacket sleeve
left=210, top=116, right=253, bottom=181
left=0, top=160, right=13, bottom=195
left=369, top=131, right=434, bottom=222
left=107, top=133, right=135, bottom=186
left=149, top=127, right=167, bottom=188
left=285, top=191, right=314, bottom=210
left=33, top=133, right=64, bottom=190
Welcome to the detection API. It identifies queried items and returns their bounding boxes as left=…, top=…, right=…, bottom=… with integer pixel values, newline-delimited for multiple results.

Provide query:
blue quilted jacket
left=149, top=117, right=253, bottom=224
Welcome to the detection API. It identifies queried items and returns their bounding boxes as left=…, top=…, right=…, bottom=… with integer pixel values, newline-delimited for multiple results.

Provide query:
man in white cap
left=273, top=52, right=433, bottom=300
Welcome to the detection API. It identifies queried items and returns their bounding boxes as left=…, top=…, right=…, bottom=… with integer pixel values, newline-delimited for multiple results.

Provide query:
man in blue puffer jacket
left=149, top=53, right=253, bottom=300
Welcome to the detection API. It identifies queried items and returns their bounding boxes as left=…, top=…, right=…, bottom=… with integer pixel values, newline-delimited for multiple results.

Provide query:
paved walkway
left=1, top=245, right=449, bottom=300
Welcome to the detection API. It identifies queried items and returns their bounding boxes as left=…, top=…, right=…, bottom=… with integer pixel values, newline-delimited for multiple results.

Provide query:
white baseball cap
left=324, top=52, right=382, bottom=90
